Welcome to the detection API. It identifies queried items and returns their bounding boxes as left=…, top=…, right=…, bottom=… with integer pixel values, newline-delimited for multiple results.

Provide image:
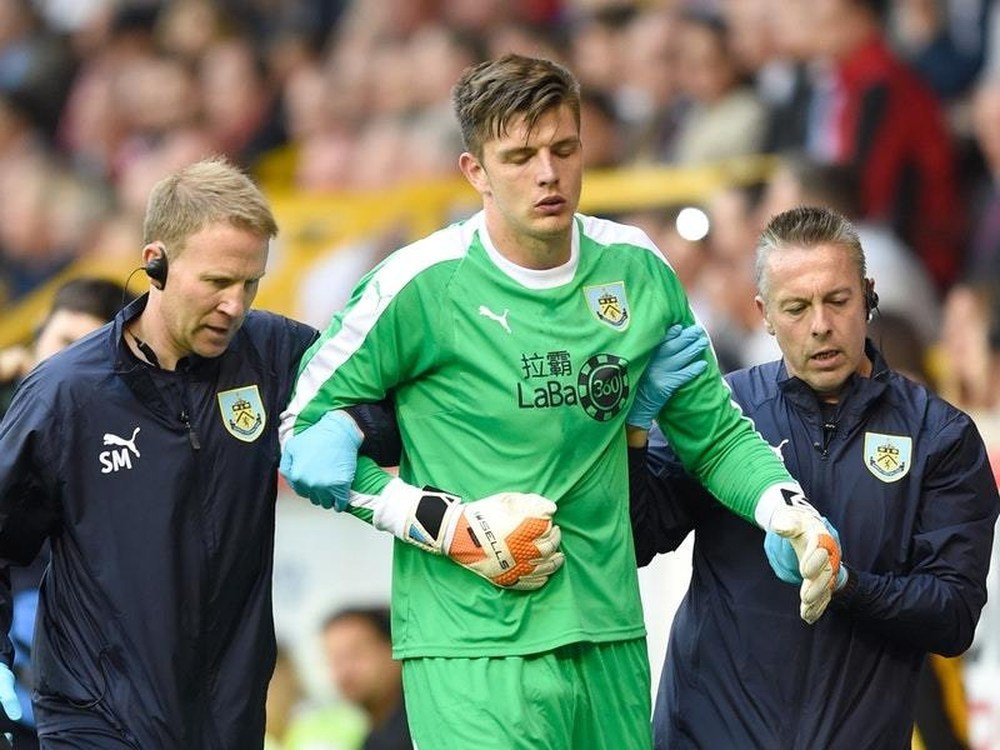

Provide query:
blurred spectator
left=55, top=3, right=160, bottom=179
left=936, top=275, right=1000, bottom=749
left=568, top=4, right=635, bottom=97
left=0, top=273, right=132, bottom=412
left=198, top=33, right=287, bottom=168
left=276, top=61, right=357, bottom=191
left=938, top=281, right=1000, bottom=410
left=275, top=606, right=409, bottom=750
left=485, top=19, right=566, bottom=62
left=888, top=0, right=990, bottom=100
left=699, top=182, right=781, bottom=371
left=0, top=88, right=44, bottom=161
left=112, top=52, right=203, bottom=169
left=78, top=209, right=145, bottom=264
left=439, top=0, right=513, bottom=30
left=0, top=0, right=75, bottom=139
left=0, top=156, right=113, bottom=303
left=296, top=226, right=404, bottom=329
left=405, top=24, right=485, bottom=169
left=579, top=88, right=624, bottom=169
left=616, top=6, right=683, bottom=164
left=937, top=73, right=1000, bottom=412
left=265, top=645, right=305, bottom=750
left=265, top=643, right=366, bottom=750
left=757, top=0, right=822, bottom=154
left=621, top=206, right=713, bottom=317
left=965, top=73, right=1000, bottom=282
left=719, top=0, right=777, bottom=80
left=155, top=0, right=225, bottom=64
left=798, top=0, right=965, bottom=291
left=320, top=607, right=411, bottom=750
left=670, top=9, right=769, bottom=165
left=867, top=308, right=932, bottom=383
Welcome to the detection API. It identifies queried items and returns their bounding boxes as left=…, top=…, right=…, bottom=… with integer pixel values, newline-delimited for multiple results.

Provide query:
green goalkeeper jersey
left=282, top=211, right=793, bottom=659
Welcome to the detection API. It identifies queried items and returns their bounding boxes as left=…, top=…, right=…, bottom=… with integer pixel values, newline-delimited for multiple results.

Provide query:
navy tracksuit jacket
left=0, top=297, right=316, bottom=749
left=631, top=342, right=999, bottom=750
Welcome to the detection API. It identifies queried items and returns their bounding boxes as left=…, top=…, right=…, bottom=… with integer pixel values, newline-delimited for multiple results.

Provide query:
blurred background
left=1, top=0, right=999, bottom=747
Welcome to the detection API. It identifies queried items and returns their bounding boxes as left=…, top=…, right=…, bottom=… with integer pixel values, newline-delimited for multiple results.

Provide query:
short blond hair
left=142, top=156, right=277, bottom=255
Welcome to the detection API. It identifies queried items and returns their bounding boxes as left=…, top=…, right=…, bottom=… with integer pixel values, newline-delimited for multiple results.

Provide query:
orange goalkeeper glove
left=385, top=483, right=564, bottom=590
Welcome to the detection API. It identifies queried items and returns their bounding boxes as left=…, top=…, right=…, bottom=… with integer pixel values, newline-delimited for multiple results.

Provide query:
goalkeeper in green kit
left=278, top=54, right=842, bottom=750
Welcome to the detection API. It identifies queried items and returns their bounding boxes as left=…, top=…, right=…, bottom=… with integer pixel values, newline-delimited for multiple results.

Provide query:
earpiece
left=145, top=245, right=169, bottom=289
left=864, top=278, right=879, bottom=322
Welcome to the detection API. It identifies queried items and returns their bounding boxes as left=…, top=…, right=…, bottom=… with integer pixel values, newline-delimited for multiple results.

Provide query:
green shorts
left=403, top=638, right=651, bottom=750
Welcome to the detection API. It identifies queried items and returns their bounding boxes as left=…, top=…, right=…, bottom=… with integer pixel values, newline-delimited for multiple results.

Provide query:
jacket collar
left=110, top=294, right=219, bottom=377
left=776, top=339, right=890, bottom=422
left=109, top=295, right=224, bottom=421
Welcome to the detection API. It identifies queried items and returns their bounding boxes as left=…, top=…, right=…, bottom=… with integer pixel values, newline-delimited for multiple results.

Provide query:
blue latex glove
left=0, top=662, right=21, bottom=723
left=626, top=324, right=709, bottom=429
left=280, top=410, right=363, bottom=510
left=765, top=516, right=848, bottom=589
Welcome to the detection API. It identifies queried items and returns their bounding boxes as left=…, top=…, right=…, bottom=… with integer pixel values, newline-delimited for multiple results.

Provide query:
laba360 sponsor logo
left=516, top=352, right=630, bottom=422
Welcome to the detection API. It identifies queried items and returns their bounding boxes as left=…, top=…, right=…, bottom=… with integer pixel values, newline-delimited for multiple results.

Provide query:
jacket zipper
left=180, top=410, right=201, bottom=450
left=819, top=420, right=836, bottom=456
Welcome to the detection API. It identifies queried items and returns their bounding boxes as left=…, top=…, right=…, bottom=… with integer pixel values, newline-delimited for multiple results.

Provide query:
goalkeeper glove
left=380, top=481, right=564, bottom=590
left=280, top=410, right=362, bottom=511
left=765, top=497, right=844, bottom=624
left=626, top=324, right=709, bottom=429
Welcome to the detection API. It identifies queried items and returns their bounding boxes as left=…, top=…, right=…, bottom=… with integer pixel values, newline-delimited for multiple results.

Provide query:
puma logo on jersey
left=771, top=439, right=789, bottom=461
left=478, top=305, right=511, bottom=334
left=372, top=279, right=394, bottom=310
left=100, top=427, right=141, bottom=474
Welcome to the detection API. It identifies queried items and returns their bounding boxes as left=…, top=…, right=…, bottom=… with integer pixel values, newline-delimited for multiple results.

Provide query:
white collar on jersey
left=475, top=211, right=580, bottom=290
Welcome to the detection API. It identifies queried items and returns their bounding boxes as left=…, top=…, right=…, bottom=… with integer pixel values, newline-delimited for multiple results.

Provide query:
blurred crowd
left=2, top=0, right=1000, bottom=747
left=1, top=0, right=1000, bottom=411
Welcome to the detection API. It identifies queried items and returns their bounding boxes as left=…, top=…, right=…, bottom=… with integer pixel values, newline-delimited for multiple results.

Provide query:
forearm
left=344, top=456, right=399, bottom=528
left=838, top=423, right=1000, bottom=654
left=629, top=445, right=658, bottom=567
left=663, top=403, right=795, bottom=525
left=656, top=356, right=794, bottom=525
left=835, top=568, right=983, bottom=656
left=629, top=443, right=698, bottom=566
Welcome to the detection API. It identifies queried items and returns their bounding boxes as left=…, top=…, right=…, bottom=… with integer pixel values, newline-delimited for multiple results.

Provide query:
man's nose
left=218, top=288, right=247, bottom=318
left=536, top=151, right=559, bottom=186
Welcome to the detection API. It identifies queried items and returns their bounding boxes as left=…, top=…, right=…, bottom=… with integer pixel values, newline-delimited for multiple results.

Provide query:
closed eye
left=505, top=150, right=533, bottom=165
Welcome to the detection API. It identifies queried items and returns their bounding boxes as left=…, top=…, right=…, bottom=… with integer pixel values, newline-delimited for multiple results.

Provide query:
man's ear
left=458, top=152, right=489, bottom=196
left=755, top=296, right=773, bottom=334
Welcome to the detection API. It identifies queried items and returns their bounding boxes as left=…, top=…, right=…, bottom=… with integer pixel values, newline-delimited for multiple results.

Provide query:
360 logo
left=577, top=353, right=629, bottom=422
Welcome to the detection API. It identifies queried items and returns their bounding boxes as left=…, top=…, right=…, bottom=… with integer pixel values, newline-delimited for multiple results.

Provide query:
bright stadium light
left=675, top=206, right=710, bottom=242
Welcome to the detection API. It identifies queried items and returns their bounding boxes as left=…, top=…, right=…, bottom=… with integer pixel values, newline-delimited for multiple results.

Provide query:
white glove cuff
left=370, top=477, right=424, bottom=539
left=755, top=481, right=813, bottom=530
left=369, top=478, right=464, bottom=555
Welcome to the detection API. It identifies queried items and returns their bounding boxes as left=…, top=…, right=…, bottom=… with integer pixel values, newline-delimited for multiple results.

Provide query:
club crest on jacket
left=864, top=432, right=912, bottom=483
left=217, top=385, right=265, bottom=442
